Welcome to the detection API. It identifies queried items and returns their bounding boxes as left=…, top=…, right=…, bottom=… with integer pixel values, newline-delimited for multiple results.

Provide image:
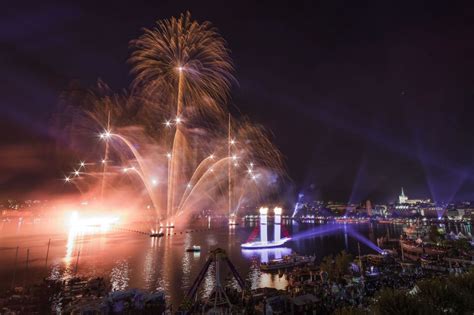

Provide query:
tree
left=371, top=271, right=474, bottom=314
left=333, top=306, right=368, bottom=315
left=320, top=254, right=335, bottom=281
left=334, top=250, right=353, bottom=280
left=415, top=273, right=474, bottom=314
left=428, top=225, right=442, bottom=243
left=372, top=288, right=434, bottom=315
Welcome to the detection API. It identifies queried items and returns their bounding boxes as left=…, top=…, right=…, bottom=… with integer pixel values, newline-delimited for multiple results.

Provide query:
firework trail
left=58, top=12, right=284, bottom=227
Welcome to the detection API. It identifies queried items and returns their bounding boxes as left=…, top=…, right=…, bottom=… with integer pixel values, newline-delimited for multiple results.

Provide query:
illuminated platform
left=241, top=237, right=291, bottom=249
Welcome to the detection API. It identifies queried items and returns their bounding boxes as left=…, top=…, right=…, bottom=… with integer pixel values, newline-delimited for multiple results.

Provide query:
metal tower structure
left=181, top=248, right=245, bottom=313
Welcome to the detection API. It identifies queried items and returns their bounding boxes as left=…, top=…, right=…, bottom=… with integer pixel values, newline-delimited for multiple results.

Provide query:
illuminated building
left=399, top=187, right=408, bottom=204
left=366, top=200, right=372, bottom=217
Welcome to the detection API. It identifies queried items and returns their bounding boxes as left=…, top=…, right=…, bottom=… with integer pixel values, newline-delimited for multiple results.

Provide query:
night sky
left=2, top=1, right=474, bottom=203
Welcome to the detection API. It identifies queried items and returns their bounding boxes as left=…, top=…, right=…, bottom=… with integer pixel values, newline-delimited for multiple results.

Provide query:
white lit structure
left=259, top=207, right=268, bottom=243
left=241, top=206, right=291, bottom=249
left=399, top=187, right=408, bottom=204
left=398, top=187, right=431, bottom=205
left=274, top=207, right=282, bottom=242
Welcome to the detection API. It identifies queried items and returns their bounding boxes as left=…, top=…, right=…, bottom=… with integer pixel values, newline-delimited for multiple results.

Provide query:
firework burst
left=129, top=11, right=235, bottom=116
left=59, top=12, right=284, bottom=228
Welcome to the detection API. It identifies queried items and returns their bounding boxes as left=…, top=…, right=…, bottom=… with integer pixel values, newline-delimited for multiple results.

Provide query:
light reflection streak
left=143, top=238, right=157, bottom=289
left=65, top=228, right=79, bottom=267
left=110, top=260, right=130, bottom=291
left=159, top=230, right=172, bottom=293
left=202, top=263, right=215, bottom=298
left=241, top=247, right=292, bottom=263
left=48, top=263, right=61, bottom=281
left=63, top=213, right=118, bottom=279
left=49, top=262, right=63, bottom=314
left=242, top=248, right=296, bottom=291
left=16, top=218, right=22, bottom=234
left=344, top=224, right=348, bottom=250
left=259, top=272, right=288, bottom=290
left=246, top=260, right=260, bottom=290
left=182, top=233, right=192, bottom=288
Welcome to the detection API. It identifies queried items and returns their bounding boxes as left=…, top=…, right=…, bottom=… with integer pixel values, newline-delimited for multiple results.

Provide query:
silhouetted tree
left=334, top=250, right=352, bottom=280
left=372, top=288, right=433, bottom=315
left=333, top=306, right=368, bottom=315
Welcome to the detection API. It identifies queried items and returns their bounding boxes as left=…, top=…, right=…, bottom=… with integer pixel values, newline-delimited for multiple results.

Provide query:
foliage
left=369, top=271, right=474, bottom=315
left=333, top=306, right=368, bottom=315
left=371, top=288, right=434, bottom=315
left=320, top=250, right=353, bottom=282
left=320, top=255, right=335, bottom=281
left=428, top=225, right=442, bottom=243
left=414, top=272, right=474, bottom=314
left=334, top=250, right=353, bottom=279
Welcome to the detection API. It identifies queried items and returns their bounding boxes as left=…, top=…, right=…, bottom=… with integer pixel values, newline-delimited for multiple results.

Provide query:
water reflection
left=244, top=258, right=288, bottom=290
left=202, top=263, right=215, bottom=298
left=48, top=263, right=61, bottom=281
left=63, top=225, right=115, bottom=279
left=16, top=218, right=22, bottom=234
left=259, top=272, right=288, bottom=290
left=160, top=229, right=173, bottom=293
left=2, top=219, right=471, bottom=308
left=343, top=224, right=348, bottom=250
left=241, top=247, right=292, bottom=263
left=65, top=229, right=79, bottom=266
left=182, top=234, right=192, bottom=288
left=246, top=259, right=260, bottom=290
left=368, top=223, right=375, bottom=242
left=110, top=260, right=130, bottom=291
left=143, top=238, right=157, bottom=289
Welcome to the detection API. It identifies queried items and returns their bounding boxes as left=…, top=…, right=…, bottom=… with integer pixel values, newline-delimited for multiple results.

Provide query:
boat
left=186, top=245, right=201, bottom=252
left=241, top=237, right=291, bottom=249
left=150, top=232, right=164, bottom=238
left=260, top=254, right=315, bottom=271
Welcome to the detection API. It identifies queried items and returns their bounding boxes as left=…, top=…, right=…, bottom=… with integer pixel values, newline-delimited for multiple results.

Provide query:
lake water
left=0, top=217, right=470, bottom=307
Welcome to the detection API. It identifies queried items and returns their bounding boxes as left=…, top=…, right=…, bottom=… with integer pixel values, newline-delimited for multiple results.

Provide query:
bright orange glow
left=69, top=211, right=119, bottom=232
left=57, top=12, right=285, bottom=229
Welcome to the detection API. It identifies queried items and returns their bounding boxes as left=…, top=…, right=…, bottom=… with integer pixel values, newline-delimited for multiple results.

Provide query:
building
left=366, top=200, right=372, bottom=217
left=399, top=187, right=408, bottom=204
left=398, top=187, right=431, bottom=205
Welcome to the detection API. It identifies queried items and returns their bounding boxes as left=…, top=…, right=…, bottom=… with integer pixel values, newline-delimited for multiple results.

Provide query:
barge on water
left=260, top=254, right=315, bottom=271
